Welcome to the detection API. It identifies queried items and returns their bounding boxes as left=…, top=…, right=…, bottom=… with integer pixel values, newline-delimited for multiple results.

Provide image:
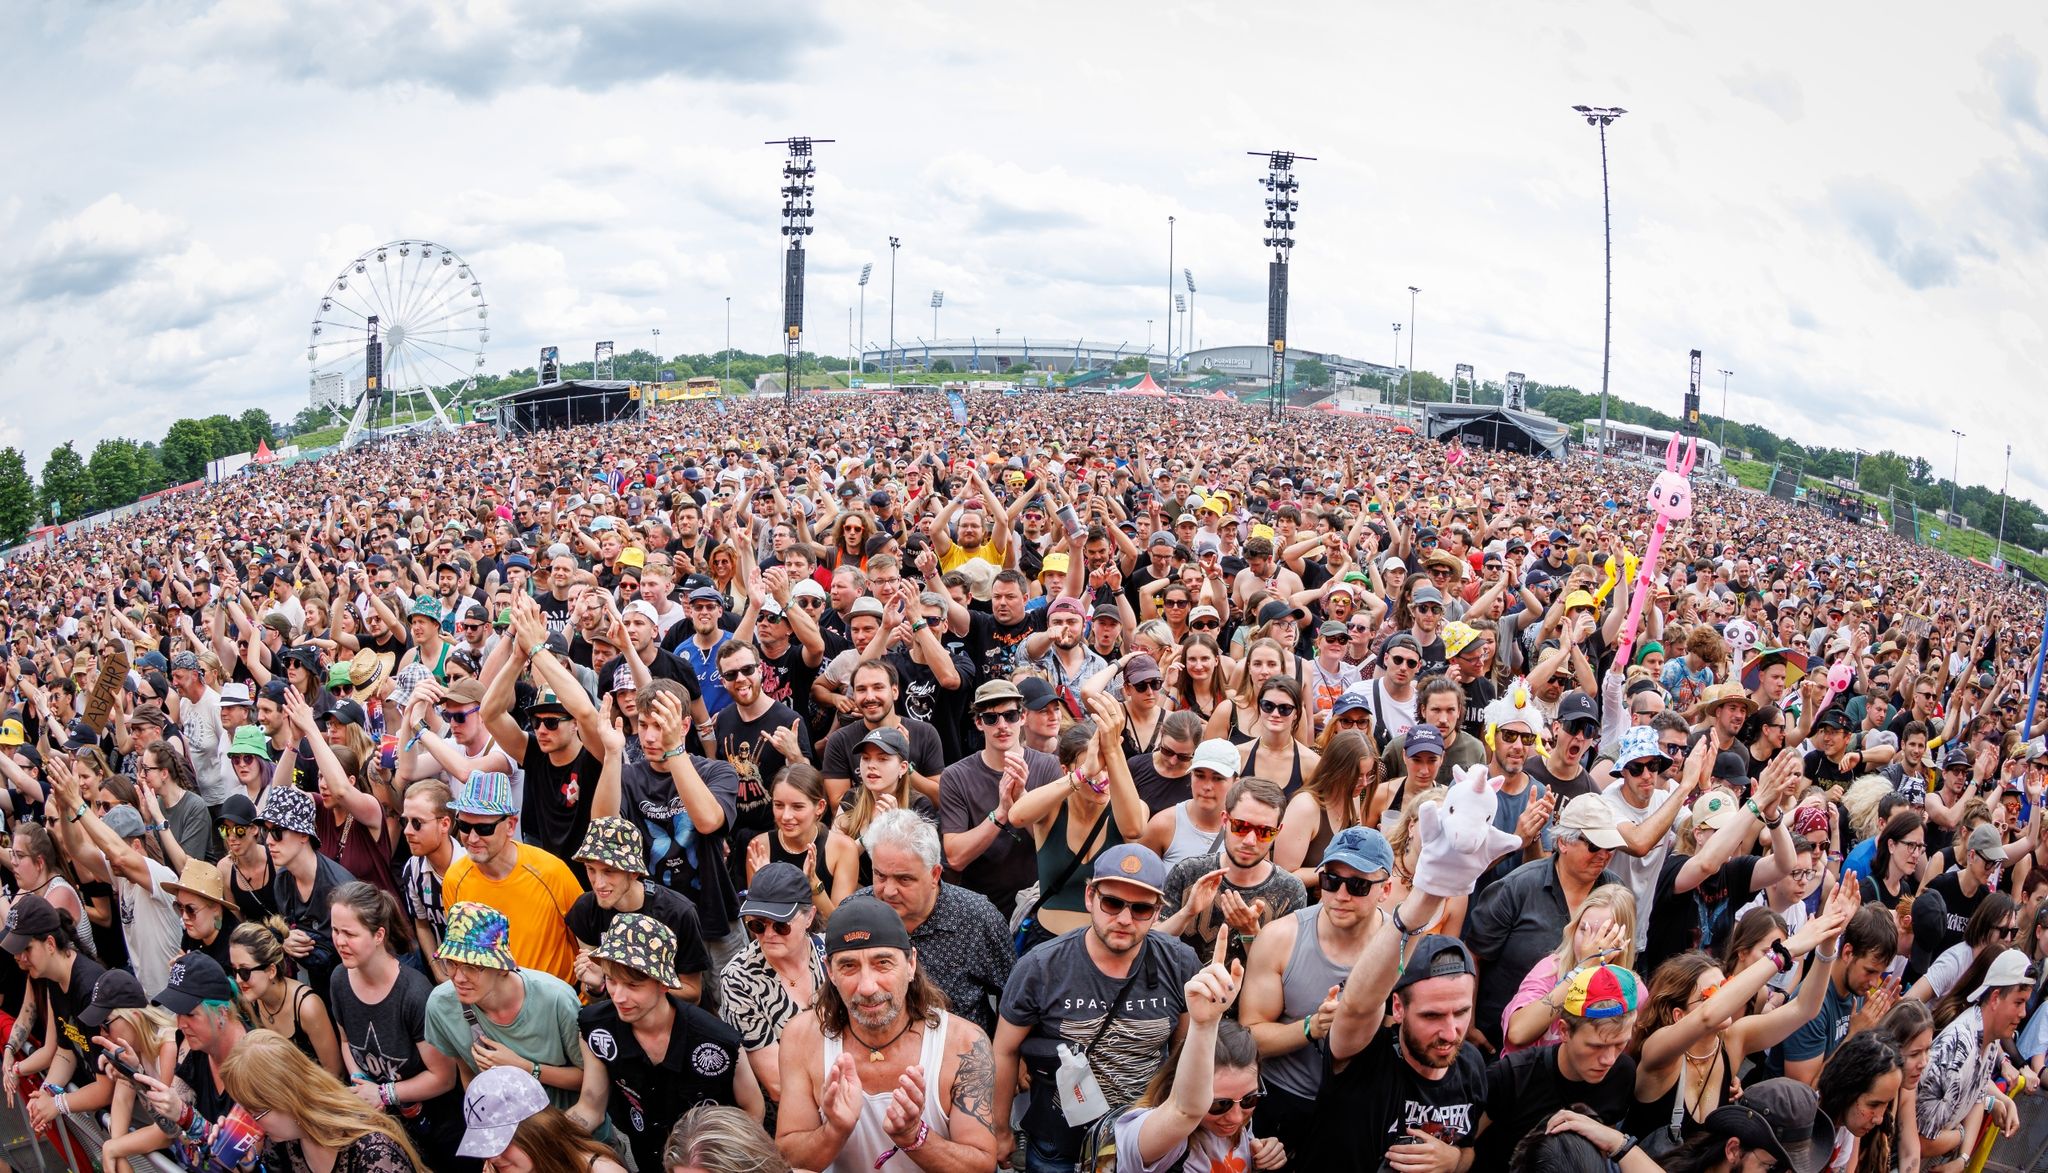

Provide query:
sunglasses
left=1319, top=871, right=1379, bottom=897
left=231, top=965, right=266, bottom=982
left=1660, top=742, right=1689, bottom=757
left=1155, top=747, right=1194, bottom=765
left=721, top=663, right=759, bottom=682
left=976, top=708, right=1024, bottom=727
left=1561, top=721, right=1599, bottom=738
left=1208, top=1091, right=1264, bottom=1115
left=1190, top=620, right=1221, bottom=631
left=1228, top=817, right=1280, bottom=843
left=454, top=817, right=507, bottom=839
left=1164, top=598, right=1191, bottom=608
left=173, top=901, right=211, bottom=918
left=1094, top=892, right=1160, bottom=920
left=1258, top=700, right=1296, bottom=717
left=1386, top=655, right=1420, bottom=669
left=1128, top=678, right=1162, bottom=693
left=1323, top=633, right=1349, bottom=644
left=1496, top=729, right=1539, bottom=746
left=1411, top=604, right=1443, bottom=615
left=403, top=816, right=442, bottom=831
left=1623, top=759, right=1669, bottom=777
left=744, top=917, right=797, bottom=938
left=219, top=824, right=251, bottom=839
left=533, top=716, right=569, bottom=731
left=440, top=706, right=479, bottom=724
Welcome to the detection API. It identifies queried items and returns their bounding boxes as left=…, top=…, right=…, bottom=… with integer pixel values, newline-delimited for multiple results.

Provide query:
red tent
left=252, top=438, right=276, bottom=464
left=1115, top=373, right=1168, bottom=397
left=1205, top=390, right=1237, bottom=403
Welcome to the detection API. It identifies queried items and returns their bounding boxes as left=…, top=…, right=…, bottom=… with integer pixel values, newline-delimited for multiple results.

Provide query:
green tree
left=238, top=409, right=276, bottom=448
left=1295, top=358, right=1331, bottom=387
left=1856, top=450, right=1910, bottom=498
left=135, top=442, right=168, bottom=494
left=201, top=414, right=247, bottom=458
left=161, top=418, right=216, bottom=483
left=0, top=448, right=33, bottom=544
left=931, top=359, right=955, bottom=373
left=39, top=442, right=92, bottom=524
left=87, top=438, right=143, bottom=511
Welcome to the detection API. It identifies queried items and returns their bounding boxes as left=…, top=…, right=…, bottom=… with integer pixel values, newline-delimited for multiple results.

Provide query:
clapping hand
left=819, top=1052, right=863, bottom=1136
left=881, top=1064, right=929, bottom=1148
left=1218, top=889, right=1268, bottom=938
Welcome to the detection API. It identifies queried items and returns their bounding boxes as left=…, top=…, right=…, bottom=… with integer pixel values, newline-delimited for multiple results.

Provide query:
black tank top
left=231, top=854, right=280, bottom=924
left=768, top=827, right=834, bottom=897
left=1246, top=739, right=1305, bottom=794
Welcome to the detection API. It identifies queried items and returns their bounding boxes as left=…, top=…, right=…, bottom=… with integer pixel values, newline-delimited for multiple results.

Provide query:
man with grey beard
left=774, top=897, right=1000, bottom=1173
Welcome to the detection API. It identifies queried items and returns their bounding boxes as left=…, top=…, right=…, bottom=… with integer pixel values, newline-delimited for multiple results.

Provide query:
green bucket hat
left=592, top=913, right=677, bottom=987
left=574, top=817, right=648, bottom=876
left=407, top=594, right=444, bottom=622
left=226, top=725, right=272, bottom=761
left=326, top=663, right=353, bottom=690
left=438, top=903, right=517, bottom=971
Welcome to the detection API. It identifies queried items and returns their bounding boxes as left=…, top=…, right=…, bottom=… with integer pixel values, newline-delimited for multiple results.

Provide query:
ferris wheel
left=306, top=240, right=489, bottom=446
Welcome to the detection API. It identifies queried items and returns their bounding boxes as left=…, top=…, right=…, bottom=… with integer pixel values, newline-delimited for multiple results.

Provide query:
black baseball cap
left=0, top=893, right=62, bottom=954
left=219, top=793, right=259, bottom=826
left=1722, top=1078, right=1833, bottom=1173
left=1712, top=750, right=1752, bottom=785
left=78, top=970, right=147, bottom=1030
left=823, top=896, right=913, bottom=956
left=154, top=952, right=236, bottom=1014
left=739, top=862, right=812, bottom=922
left=1017, top=677, right=1060, bottom=713
left=1394, top=934, right=1476, bottom=992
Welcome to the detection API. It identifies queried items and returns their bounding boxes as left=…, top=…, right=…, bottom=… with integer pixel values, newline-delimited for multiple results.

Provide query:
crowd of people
left=0, top=391, right=2041, bottom=1173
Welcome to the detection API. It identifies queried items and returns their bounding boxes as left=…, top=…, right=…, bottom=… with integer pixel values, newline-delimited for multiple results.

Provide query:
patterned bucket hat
left=439, top=903, right=517, bottom=971
left=574, top=817, right=647, bottom=876
left=592, top=912, right=678, bottom=987
left=450, top=770, right=517, bottom=817
left=456, top=1066, right=549, bottom=1158
left=256, top=783, right=317, bottom=837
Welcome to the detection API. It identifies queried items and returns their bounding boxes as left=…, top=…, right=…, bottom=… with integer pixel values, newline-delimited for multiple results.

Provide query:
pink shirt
left=1501, top=955, right=1567, bottom=1054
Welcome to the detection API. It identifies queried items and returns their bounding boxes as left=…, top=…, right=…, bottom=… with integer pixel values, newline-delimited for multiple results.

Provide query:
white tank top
left=820, top=1009, right=954, bottom=1173
left=1165, top=803, right=1220, bottom=867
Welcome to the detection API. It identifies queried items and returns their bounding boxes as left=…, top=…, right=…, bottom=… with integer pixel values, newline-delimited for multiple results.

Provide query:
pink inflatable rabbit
left=1614, top=433, right=1696, bottom=669
left=1414, top=764, right=1526, bottom=897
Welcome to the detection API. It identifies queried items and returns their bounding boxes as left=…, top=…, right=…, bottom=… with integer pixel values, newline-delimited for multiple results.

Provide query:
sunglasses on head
left=745, top=917, right=797, bottom=937
left=1094, top=891, right=1160, bottom=920
left=1258, top=699, right=1296, bottom=717
left=1319, top=870, right=1379, bottom=896
left=1228, top=816, right=1279, bottom=843
left=976, top=708, right=1024, bottom=727
left=454, top=816, right=506, bottom=838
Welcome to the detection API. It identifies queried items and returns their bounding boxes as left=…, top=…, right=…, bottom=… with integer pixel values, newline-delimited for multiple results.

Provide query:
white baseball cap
left=1189, top=739, right=1241, bottom=778
left=1969, top=948, right=2037, bottom=1003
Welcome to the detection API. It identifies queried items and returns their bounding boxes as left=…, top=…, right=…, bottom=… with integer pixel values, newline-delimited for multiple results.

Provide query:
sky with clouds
left=5, top=1, right=2048, bottom=503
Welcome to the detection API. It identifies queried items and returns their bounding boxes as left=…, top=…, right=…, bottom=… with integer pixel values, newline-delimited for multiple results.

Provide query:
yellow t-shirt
left=939, top=540, right=1002, bottom=573
left=441, top=845, right=584, bottom=985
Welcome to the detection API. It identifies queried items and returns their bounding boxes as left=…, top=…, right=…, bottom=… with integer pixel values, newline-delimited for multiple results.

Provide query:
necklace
left=1683, top=1040, right=1719, bottom=1063
left=856, top=1016, right=917, bottom=1063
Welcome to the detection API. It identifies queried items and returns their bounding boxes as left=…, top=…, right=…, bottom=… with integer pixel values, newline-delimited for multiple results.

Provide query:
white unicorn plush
left=1413, top=763, right=1526, bottom=897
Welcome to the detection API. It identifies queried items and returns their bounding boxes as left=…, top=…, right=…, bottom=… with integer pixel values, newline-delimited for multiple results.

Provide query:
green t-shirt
left=423, top=969, right=590, bottom=1120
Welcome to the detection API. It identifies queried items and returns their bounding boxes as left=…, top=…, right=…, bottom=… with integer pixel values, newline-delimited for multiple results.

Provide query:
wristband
left=528, top=641, right=549, bottom=660
left=1761, top=811, right=1782, bottom=830
left=1302, top=1017, right=1316, bottom=1042
left=1610, top=1134, right=1639, bottom=1162
left=177, top=1103, right=195, bottom=1130
left=69, top=803, right=86, bottom=823
left=985, top=810, right=1008, bottom=830
left=904, top=1119, right=931, bottom=1152
left=532, top=1063, right=541, bottom=1082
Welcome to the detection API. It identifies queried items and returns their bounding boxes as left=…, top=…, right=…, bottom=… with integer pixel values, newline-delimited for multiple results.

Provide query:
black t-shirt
left=963, top=610, right=1037, bottom=686
left=1804, top=749, right=1858, bottom=788
left=536, top=592, right=573, bottom=636
left=820, top=719, right=946, bottom=786
left=1911, top=872, right=1992, bottom=980
left=1479, top=1045, right=1638, bottom=1171
left=1638, top=852, right=1702, bottom=980
left=884, top=646, right=975, bottom=764
left=566, top=884, right=713, bottom=980
left=1299, top=1026, right=1488, bottom=1172
left=519, top=740, right=605, bottom=867
left=579, top=995, right=745, bottom=1173
left=274, top=853, right=355, bottom=995
left=756, top=640, right=818, bottom=721
left=328, top=965, right=464, bottom=1152
left=712, top=700, right=814, bottom=876
left=618, top=756, right=740, bottom=938
left=181, top=919, right=240, bottom=973
left=174, top=1045, right=235, bottom=1129
left=1458, top=677, right=1498, bottom=742
left=1526, top=757, right=1597, bottom=805
left=1415, top=636, right=1449, bottom=681
left=1127, top=751, right=1193, bottom=815
left=36, top=954, right=107, bottom=1068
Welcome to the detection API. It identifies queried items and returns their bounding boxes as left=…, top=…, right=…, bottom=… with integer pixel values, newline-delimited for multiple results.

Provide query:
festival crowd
left=0, top=393, right=2041, bottom=1173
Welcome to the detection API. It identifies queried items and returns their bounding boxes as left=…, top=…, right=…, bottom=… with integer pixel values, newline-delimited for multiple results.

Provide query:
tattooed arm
left=919, top=1017, right=998, bottom=1173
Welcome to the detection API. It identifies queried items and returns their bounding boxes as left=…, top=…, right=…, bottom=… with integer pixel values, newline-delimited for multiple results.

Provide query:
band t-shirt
left=1297, top=1027, right=1487, bottom=1172
left=578, top=995, right=746, bottom=1173
left=519, top=740, right=605, bottom=870
left=617, top=754, right=740, bottom=938
left=35, top=954, right=107, bottom=1068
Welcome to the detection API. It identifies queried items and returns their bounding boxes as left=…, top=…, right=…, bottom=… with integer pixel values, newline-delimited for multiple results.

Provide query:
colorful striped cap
left=451, top=770, right=517, bottom=817
left=1561, top=963, right=1641, bottom=1020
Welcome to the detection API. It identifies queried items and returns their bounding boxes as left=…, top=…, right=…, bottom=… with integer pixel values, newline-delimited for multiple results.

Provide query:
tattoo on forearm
left=955, top=1032, right=995, bottom=1134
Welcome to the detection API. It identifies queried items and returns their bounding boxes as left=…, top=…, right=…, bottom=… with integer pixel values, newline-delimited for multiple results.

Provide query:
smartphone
left=99, top=1044, right=145, bottom=1084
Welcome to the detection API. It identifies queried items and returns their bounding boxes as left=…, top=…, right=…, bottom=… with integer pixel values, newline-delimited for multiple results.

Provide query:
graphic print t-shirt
left=998, top=929, right=1200, bottom=1156
left=1297, top=1026, right=1486, bottom=1172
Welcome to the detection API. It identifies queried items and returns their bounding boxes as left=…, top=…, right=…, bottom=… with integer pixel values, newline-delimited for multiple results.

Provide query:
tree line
left=0, top=409, right=276, bottom=544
